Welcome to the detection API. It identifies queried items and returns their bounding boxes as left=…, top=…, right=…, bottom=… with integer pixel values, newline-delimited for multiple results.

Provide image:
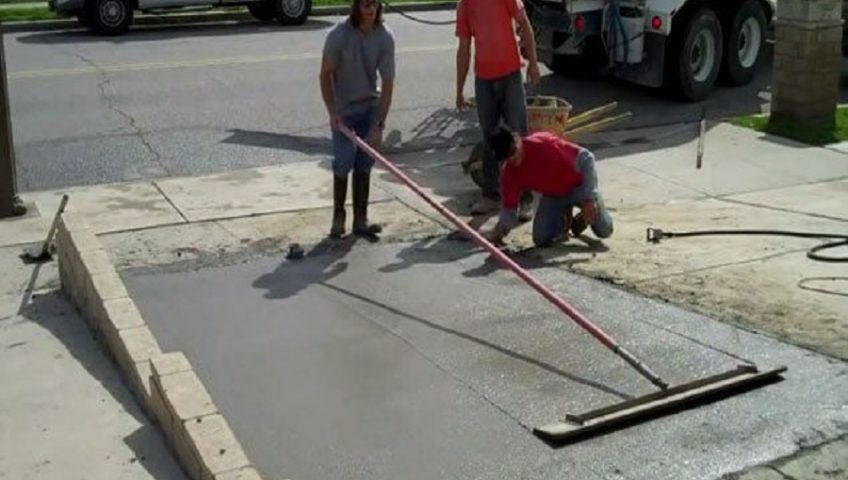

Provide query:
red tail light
left=574, top=15, right=586, bottom=32
left=652, top=16, right=663, bottom=30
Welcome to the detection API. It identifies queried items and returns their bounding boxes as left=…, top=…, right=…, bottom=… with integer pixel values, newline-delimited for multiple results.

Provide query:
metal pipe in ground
left=0, top=32, right=25, bottom=219
left=339, top=125, right=668, bottom=390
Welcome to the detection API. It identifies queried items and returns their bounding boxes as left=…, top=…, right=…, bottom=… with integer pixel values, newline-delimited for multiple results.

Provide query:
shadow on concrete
left=15, top=18, right=333, bottom=45
left=383, top=107, right=480, bottom=153
left=222, top=129, right=331, bottom=155
left=378, top=235, right=599, bottom=277
left=318, top=281, right=633, bottom=400
left=123, top=425, right=186, bottom=480
left=252, top=236, right=354, bottom=300
left=18, top=289, right=185, bottom=480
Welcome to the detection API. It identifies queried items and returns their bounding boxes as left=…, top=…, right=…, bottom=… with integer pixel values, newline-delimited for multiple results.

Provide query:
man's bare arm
left=376, top=78, right=394, bottom=127
left=319, top=56, right=341, bottom=128
left=516, top=9, right=541, bottom=85
left=456, top=36, right=472, bottom=109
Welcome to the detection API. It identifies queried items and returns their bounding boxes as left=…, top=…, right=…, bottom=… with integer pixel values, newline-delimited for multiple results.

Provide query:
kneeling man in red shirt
left=483, top=125, right=614, bottom=246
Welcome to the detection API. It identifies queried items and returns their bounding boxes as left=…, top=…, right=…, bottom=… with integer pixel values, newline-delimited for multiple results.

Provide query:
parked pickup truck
left=48, top=0, right=311, bottom=35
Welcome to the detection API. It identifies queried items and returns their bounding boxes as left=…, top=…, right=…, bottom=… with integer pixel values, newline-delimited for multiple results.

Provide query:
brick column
left=771, top=0, right=843, bottom=126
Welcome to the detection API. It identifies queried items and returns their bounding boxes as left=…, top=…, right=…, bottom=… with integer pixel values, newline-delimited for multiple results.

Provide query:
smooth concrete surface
left=123, top=240, right=848, bottom=480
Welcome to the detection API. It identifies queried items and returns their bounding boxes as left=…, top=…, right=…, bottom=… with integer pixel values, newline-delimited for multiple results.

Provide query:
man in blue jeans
left=320, top=0, right=395, bottom=240
left=481, top=125, right=614, bottom=247
left=455, top=0, right=540, bottom=217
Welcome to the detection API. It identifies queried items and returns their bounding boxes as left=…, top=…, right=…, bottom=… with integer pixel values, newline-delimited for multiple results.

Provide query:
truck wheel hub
left=281, top=0, right=304, bottom=17
left=690, top=30, right=716, bottom=83
left=737, top=17, right=762, bottom=69
left=99, top=0, right=124, bottom=25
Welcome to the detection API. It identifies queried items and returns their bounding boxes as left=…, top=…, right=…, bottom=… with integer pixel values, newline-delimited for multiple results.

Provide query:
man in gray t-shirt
left=320, top=0, right=395, bottom=240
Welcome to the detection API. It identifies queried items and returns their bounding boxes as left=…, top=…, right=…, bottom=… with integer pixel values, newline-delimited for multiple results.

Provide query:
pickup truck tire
left=77, top=11, right=91, bottom=27
left=665, top=8, right=723, bottom=101
left=276, top=0, right=310, bottom=25
left=85, top=0, right=133, bottom=35
left=721, top=0, right=766, bottom=86
left=248, top=1, right=276, bottom=21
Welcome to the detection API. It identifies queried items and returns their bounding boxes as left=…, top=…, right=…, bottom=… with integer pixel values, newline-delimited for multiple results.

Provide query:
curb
left=56, top=213, right=269, bottom=480
left=0, top=1, right=456, bottom=33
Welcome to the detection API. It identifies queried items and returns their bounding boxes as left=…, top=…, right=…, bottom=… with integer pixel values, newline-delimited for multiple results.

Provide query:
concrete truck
left=526, top=0, right=776, bottom=100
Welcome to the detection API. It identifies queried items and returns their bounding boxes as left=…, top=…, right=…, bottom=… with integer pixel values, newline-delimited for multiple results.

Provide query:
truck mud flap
left=614, top=33, right=667, bottom=88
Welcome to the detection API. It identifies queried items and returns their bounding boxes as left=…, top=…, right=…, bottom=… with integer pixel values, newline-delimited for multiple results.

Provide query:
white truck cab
left=49, top=0, right=311, bottom=35
left=528, top=0, right=776, bottom=100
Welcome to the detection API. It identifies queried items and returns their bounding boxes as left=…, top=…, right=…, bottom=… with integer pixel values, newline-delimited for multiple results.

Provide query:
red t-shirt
left=501, top=132, right=585, bottom=210
left=455, top=0, right=524, bottom=80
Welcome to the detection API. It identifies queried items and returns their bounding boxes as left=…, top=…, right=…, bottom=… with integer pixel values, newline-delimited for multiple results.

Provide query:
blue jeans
left=331, top=107, right=376, bottom=176
left=475, top=70, right=528, bottom=199
left=533, top=193, right=614, bottom=247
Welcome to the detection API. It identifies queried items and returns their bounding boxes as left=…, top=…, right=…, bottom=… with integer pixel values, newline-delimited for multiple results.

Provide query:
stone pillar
left=771, top=0, right=843, bottom=126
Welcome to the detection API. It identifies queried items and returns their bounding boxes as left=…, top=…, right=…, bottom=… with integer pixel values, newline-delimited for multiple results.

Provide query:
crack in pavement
left=64, top=50, right=170, bottom=178
left=769, top=466, right=799, bottom=480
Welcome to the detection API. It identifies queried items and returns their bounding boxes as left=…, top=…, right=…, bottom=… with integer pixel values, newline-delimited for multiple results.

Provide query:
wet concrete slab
left=122, top=239, right=848, bottom=480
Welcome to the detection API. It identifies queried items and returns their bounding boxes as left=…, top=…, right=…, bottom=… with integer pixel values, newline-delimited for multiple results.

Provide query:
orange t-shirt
left=455, top=0, right=523, bottom=80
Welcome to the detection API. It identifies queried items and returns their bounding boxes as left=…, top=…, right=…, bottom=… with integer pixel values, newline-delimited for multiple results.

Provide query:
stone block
left=151, top=352, right=193, bottom=378
left=777, top=0, right=842, bottom=24
left=58, top=212, right=90, bottom=233
left=817, top=24, right=843, bottom=42
left=79, top=247, right=115, bottom=278
left=150, top=372, right=176, bottom=434
left=174, top=421, right=203, bottom=480
left=184, top=414, right=250, bottom=480
left=214, top=467, right=262, bottom=480
left=131, top=360, right=153, bottom=405
left=98, top=297, right=145, bottom=338
left=158, top=370, right=218, bottom=423
left=90, top=269, right=129, bottom=303
left=113, top=326, right=162, bottom=378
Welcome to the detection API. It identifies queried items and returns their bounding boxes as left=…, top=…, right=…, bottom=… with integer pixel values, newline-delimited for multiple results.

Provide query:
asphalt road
left=2, top=12, right=834, bottom=191
left=123, top=240, right=847, bottom=480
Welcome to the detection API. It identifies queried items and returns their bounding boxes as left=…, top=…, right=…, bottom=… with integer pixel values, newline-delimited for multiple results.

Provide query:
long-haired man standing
left=320, top=0, right=395, bottom=240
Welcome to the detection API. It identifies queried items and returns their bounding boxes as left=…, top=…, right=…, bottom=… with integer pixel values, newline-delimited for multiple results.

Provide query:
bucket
left=527, top=96, right=573, bottom=136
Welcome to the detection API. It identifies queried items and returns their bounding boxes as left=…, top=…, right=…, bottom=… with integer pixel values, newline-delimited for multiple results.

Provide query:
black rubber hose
left=656, top=229, right=848, bottom=263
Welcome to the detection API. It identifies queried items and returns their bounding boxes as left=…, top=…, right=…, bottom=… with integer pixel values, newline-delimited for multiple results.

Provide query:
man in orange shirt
left=455, top=0, right=540, bottom=216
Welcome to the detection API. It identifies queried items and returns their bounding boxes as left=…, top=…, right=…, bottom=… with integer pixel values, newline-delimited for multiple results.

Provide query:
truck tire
left=85, top=0, right=132, bottom=35
left=721, top=0, right=766, bottom=86
left=76, top=11, right=91, bottom=27
left=665, top=8, right=723, bottom=101
left=276, top=0, right=310, bottom=25
left=248, top=1, right=276, bottom=21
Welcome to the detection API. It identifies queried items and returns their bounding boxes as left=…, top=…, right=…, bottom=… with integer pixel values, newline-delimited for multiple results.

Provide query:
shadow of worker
left=253, top=237, right=355, bottom=301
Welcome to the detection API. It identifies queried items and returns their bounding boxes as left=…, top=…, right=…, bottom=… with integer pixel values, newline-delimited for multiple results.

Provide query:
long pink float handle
left=339, top=125, right=667, bottom=389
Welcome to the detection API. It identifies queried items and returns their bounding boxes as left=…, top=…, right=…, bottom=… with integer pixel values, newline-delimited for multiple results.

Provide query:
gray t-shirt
left=322, top=19, right=396, bottom=116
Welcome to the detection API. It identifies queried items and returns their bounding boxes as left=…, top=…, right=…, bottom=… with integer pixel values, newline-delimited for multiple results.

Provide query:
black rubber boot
left=330, top=174, right=347, bottom=239
left=352, top=170, right=382, bottom=241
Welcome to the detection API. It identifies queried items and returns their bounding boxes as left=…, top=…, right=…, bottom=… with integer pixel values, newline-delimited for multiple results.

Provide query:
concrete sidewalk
left=0, top=249, right=187, bottom=480
left=1, top=121, right=846, bottom=479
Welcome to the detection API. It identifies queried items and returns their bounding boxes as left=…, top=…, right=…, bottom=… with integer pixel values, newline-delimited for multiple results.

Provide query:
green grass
left=0, top=6, right=58, bottom=22
left=0, top=0, right=446, bottom=23
left=731, top=107, right=848, bottom=146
